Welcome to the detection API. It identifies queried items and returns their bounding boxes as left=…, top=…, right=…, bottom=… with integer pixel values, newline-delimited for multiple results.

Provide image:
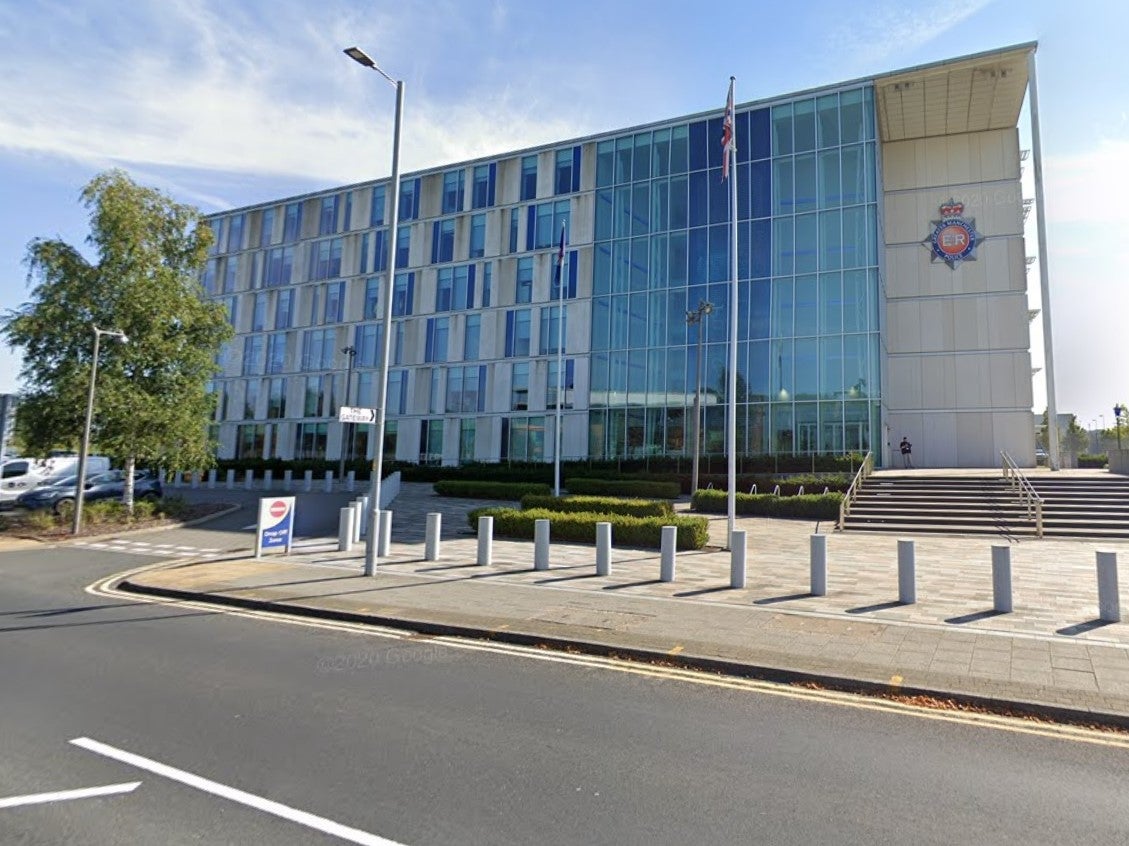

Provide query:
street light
left=345, top=45, right=404, bottom=576
left=337, top=345, right=357, bottom=482
left=73, top=326, right=128, bottom=534
left=685, top=300, right=713, bottom=495
left=1115, top=404, right=1125, bottom=451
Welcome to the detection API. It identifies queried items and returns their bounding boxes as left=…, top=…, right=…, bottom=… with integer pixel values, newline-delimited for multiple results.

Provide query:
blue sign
left=257, top=496, right=295, bottom=556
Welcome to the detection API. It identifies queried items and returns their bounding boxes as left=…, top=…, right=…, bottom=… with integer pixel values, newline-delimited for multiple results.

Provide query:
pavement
left=110, top=473, right=1129, bottom=728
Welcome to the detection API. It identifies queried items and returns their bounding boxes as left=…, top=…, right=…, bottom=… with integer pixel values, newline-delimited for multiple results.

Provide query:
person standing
left=900, top=437, right=913, bottom=468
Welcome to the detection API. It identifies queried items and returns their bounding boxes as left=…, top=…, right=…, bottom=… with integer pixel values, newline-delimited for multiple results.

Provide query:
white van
left=0, top=455, right=111, bottom=508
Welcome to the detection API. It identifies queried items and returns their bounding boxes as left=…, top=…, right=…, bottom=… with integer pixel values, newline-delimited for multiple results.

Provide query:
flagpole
left=554, top=222, right=567, bottom=497
left=726, top=76, right=739, bottom=547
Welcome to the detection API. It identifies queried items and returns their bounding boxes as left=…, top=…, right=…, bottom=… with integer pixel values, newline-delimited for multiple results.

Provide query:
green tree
left=1, top=170, right=231, bottom=509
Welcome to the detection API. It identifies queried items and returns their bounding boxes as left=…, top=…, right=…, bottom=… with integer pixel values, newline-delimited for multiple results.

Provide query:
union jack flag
left=721, top=77, right=735, bottom=180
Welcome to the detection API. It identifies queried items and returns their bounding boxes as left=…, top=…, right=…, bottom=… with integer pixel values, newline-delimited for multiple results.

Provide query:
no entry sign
left=256, top=496, right=296, bottom=557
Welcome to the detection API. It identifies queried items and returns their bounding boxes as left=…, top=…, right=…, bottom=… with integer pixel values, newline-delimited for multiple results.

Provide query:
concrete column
left=264, top=469, right=273, bottom=491
left=1097, top=550, right=1121, bottom=623
left=730, top=529, right=747, bottom=589
left=351, top=500, right=363, bottom=544
left=424, top=512, right=441, bottom=561
left=898, top=539, right=916, bottom=604
left=346, top=470, right=356, bottom=492
left=207, top=469, right=216, bottom=489
left=338, top=507, right=355, bottom=553
left=377, top=510, right=392, bottom=557
left=303, top=470, right=312, bottom=492
left=596, top=522, right=612, bottom=576
left=660, top=526, right=676, bottom=582
left=534, top=519, right=550, bottom=570
left=283, top=469, right=292, bottom=491
left=992, top=545, right=1013, bottom=613
left=810, top=534, right=827, bottom=596
left=324, top=471, right=334, bottom=493
left=244, top=470, right=254, bottom=490
left=477, top=516, right=493, bottom=566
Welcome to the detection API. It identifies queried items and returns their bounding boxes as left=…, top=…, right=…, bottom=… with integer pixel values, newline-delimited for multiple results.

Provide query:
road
left=1, top=507, right=1127, bottom=845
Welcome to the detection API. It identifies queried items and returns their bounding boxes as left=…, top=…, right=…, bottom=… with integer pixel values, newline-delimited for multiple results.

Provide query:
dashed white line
left=70, top=738, right=406, bottom=845
left=0, top=781, right=141, bottom=809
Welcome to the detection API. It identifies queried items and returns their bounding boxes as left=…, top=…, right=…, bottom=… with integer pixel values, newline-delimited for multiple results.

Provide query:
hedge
left=466, top=507, right=709, bottom=550
left=1078, top=453, right=1108, bottom=468
left=520, top=494, right=673, bottom=518
left=692, top=489, right=843, bottom=519
left=564, top=478, right=681, bottom=499
left=433, top=480, right=551, bottom=499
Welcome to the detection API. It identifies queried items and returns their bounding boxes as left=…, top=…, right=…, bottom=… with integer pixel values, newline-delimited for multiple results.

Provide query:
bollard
left=425, top=512, right=442, bottom=561
left=303, top=470, right=313, bottom=492
left=190, top=472, right=199, bottom=489
left=207, top=469, right=216, bottom=489
left=810, top=534, right=827, bottom=596
left=283, top=469, right=293, bottom=491
left=596, top=522, right=612, bottom=576
left=730, top=529, right=747, bottom=589
left=338, top=507, right=355, bottom=552
left=346, top=470, right=356, bottom=492
left=378, top=510, right=392, bottom=557
left=225, top=468, right=235, bottom=490
left=1097, top=550, right=1121, bottom=623
left=264, top=469, right=273, bottom=491
left=534, top=519, right=551, bottom=570
left=244, top=470, right=254, bottom=490
left=991, top=545, right=1013, bottom=613
left=173, top=471, right=183, bottom=488
left=158, top=469, right=166, bottom=485
left=357, top=496, right=370, bottom=537
left=660, top=525, right=677, bottom=582
left=351, top=500, right=363, bottom=544
left=324, top=471, right=334, bottom=493
left=898, top=539, right=916, bottom=604
left=477, top=516, right=494, bottom=566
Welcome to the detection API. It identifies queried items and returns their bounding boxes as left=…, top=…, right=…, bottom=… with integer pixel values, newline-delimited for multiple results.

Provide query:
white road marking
left=70, top=738, right=406, bottom=846
left=0, top=781, right=140, bottom=809
left=240, top=523, right=257, bottom=530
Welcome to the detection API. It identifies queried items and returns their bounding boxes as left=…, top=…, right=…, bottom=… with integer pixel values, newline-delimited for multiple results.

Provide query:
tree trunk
left=124, top=455, right=136, bottom=514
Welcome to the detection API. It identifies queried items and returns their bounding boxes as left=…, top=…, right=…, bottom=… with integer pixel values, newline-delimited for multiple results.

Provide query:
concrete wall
left=882, top=128, right=1035, bottom=467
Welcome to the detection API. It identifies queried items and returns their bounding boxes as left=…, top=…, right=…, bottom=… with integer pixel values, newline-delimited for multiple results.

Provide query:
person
left=900, top=437, right=913, bottom=468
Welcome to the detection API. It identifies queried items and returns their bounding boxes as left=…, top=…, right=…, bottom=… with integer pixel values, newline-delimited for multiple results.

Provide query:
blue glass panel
left=591, top=297, right=611, bottom=350
left=748, top=279, right=770, bottom=340
left=669, top=125, right=689, bottom=174
left=794, top=275, right=818, bottom=336
left=669, top=175, right=688, bottom=229
left=819, top=209, right=843, bottom=270
left=736, top=162, right=751, bottom=221
left=667, top=292, right=688, bottom=346
left=819, top=272, right=843, bottom=335
left=707, top=116, right=724, bottom=170
left=735, top=110, right=751, bottom=163
left=668, top=232, right=687, bottom=286
left=632, top=133, right=651, bottom=182
left=688, top=170, right=708, bottom=228
left=772, top=104, right=793, bottom=156
left=772, top=218, right=794, bottom=276
left=596, top=140, right=614, bottom=187
left=840, top=89, right=865, bottom=144
left=751, top=160, right=771, bottom=219
left=651, top=179, right=669, bottom=231
left=708, top=224, right=728, bottom=283
left=738, top=222, right=751, bottom=280
left=793, top=99, right=816, bottom=153
left=819, top=149, right=841, bottom=208
left=572, top=146, right=581, bottom=192
left=612, top=240, right=631, bottom=293
left=750, top=108, right=771, bottom=160
left=594, top=243, right=612, bottom=295
left=526, top=205, right=535, bottom=251
left=709, top=173, right=729, bottom=225
left=772, top=158, right=793, bottom=215
left=688, top=227, right=708, bottom=285
left=751, top=219, right=771, bottom=279
left=630, top=237, right=649, bottom=291
left=794, top=154, right=817, bottom=213
left=614, top=137, right=632, bottom=184
left=631, top=183, right=650, bottom=235
left=688, top=121, right=708, bottom=171
left=794, top=213, right=818, bottom=274
left=652, top=128, right=671, bottom=177
left=772, top=278, right=794, bottom=337
left=817, top=94, right=839, bottom=148
left=488, top=163, right=497, bottom=206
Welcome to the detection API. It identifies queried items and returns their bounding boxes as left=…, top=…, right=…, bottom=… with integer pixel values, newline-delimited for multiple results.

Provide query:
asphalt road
left=2, top=528, right=1127, bottom=845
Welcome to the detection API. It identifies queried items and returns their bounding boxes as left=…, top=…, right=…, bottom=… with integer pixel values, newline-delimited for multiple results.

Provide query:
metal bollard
left=225, top=468, right=235, bottom=490
left=477, top=516, right=493, bottom=566
left=324, top=471, right=334, bottom=493
left=190, top=472, right=199, bottom=489
left=1097, top=550, right=1121, bottom=623
left=207, top=469, right=216, bottom=489
left=660, top=525, right=676, bottom=582
left=378, top=510, right=392, bottom=557
left=730, top=529, right=747, bottom=589
left=283, top=469, right=293, bottom=491
left=992, top=545, right=1013, bottom=613
left=357, top=496, right=369, bottom=537
left=425, top=512, right=442, bottom=561
left=338, top=507, right=355, bottom=552
left=346, top=470, right=356, bottom=492
left=351, top=500, right=363, bottom=544
left=898, top=539, right=916, bottom=604
left=534, top=519, right=550, bottom=570
left=303, top=470, right=313, bottom=492
left=810, top=534, right=827, bottom=596
left=244, top=470, right=254, bottom=490
left=264, top=469, right=273, bottom=491
left=596, top=522, right=612, bottom=576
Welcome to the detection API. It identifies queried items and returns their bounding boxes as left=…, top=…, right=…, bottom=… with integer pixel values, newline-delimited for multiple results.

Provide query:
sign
left=338, top=406, right=378, bottom=424
left=924, top=199, right=981, bottom=268
left=256, top=496, right=295, bottom=557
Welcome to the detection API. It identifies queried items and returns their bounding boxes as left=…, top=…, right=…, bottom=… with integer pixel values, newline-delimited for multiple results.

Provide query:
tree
left=1, top=170, right=232, bottom=510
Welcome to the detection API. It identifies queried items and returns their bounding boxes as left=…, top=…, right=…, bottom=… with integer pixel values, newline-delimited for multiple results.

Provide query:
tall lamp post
left=73, top=327, right=128, bottom=534
left=337, top=345, right=357, bottom=482
left=685, top=300, right=713, bottom=495
left=345, top=45, right=403, bottom=576
left=1115, top=404, right=1124, bottom=451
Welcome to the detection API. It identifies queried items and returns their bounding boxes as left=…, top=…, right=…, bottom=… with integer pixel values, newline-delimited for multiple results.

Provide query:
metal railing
left=1001, top=450, right=1044, bottom=538
left=837, top=451, right=874, bottom=530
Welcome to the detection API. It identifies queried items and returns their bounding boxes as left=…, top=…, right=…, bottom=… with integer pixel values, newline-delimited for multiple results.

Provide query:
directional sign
left=256, top=496, right=295, bottom=557
left=338, top=406, right=378, bottom=424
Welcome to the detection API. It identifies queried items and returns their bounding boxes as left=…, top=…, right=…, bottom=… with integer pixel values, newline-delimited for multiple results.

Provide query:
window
left=387, top=370, right=407, bottom=415
left=323, top=280, right=345, bottom=323
left=511, top=362, right=529, bottom=410
left=265, top=332, right=287, bottom=374
left=282, top=202, right=302, bottom=242
left=241, top=335, right=263, bottom=376
left=431, top=219, right=455, bottom=263
left=354, top=323, right=381, bottom=368
left=236, top=424, right=267, bottom=459
left=442, top=170, right=464, bottom=214
left=539, top=304, right=567, bottom=355
left=464, top=314, right=481, bottom=360
left=436, top=265, right=475, bottom=312
left=483, top=263, right=493, bottom=308
left=202, top=259, right=218, bottom=295
left=260, top=208, right=275, bottom=248
left=395, top=224, right=410, bottom=269
left=515, top=258, right=533, bottom=303
left=223, top=256, right=238, bottom=293
left=227, top=214, right=245, bottom=252
left=419, top=418, right=443, bottom=464
left=446, top=365, right=486, bottom=412
left=266, top=377, right=286, bottom=418
left=459, top=418, right=476, bottom=462
left=551, top=249, right=578, bottom=299
left=264, top=247, right=294, bottom=287
left=399, top=177, right=421, bottom=221
left=520, top=155, right=538, bottom=201
left=392, top=272, right=414, bottom=317
left=308, top=238, right=343, bottom=281
left=294, top=422, right=328, bottom=459
left=243, top=379, right=260, bottom=419
left=359, top=231, right=370, bottom=274
left=430, top=368, right=443, bottom=413
left=319, top=195, right=339, bottom=235
left=275, top=289, right=294, bottom=328
left=505, top=309, right=531, bottom=357
left=547, top=359, right=575, bottom=408
left=503, top=416, right=545, bottom=461
left=469, top=213, right=486, bottom=258
left=251, top=292, right=267, bottom=332
left=363, top=278, right=380, bottom=319
left=370, top=184, right=386, bottom=226
left=471, top=163, right=496, bottom=208
left=526, top=200, right=570, bottom=250
left=509, top=208, right=520, bottom=253
left=555, top=146, right=581, bottom=194
left=300, top=328, right=336, bottom=371
left=425, top=316, right=449, bottom=362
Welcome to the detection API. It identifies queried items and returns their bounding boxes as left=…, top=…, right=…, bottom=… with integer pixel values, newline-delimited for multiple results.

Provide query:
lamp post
left=345, top=45, right=403, bottom=576
left=73, top=327, right=128, bottom=534
left=685, top=300, right=713, bottom=495
left=337, top=345, right=357, bottom=482
left=1115, top=404, right=1124, bottom=451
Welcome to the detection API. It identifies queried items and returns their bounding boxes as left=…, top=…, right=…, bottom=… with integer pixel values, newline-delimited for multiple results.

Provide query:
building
left=202, top=42, right=1044, bottom=469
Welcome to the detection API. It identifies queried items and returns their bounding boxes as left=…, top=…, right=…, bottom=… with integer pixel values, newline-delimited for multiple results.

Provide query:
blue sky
left=1, top=0, right=1126, bottom=430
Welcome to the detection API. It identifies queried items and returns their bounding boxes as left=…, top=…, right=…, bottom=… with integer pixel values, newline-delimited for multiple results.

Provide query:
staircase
left=840, top=473, right=1129, bottom=539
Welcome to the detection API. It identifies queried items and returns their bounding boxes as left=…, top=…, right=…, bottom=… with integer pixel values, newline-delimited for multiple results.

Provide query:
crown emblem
left=939, top=199, right=964, bottom=217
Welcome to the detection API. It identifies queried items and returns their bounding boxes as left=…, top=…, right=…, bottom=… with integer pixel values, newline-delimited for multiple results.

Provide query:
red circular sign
left=935, top=222, right=972, bottom=257
left=269, top=500, right=288, bottom=519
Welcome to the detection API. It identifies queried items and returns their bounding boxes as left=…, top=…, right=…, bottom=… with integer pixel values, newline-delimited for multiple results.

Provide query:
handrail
left=837, top=451, right=874, bottom=530
left=1001, top=450, right=1044, bottom=538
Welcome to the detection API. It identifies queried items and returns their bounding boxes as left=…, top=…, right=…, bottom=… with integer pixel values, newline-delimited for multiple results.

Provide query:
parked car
left=0, top=455, right=111, bottom=509
left=15, top=470, right=162, bottom=514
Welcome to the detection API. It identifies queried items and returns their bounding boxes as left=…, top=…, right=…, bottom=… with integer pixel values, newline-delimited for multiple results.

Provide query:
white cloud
left=1044, top=139, right=1129, bottom=227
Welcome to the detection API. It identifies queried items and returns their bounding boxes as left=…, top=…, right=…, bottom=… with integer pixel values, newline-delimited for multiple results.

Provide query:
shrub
left=692, top=488, right=843, bottom=519
left=467, top=506, right=709, bottom=550
left=564, top=478, right=681, bottom=499
left=519, top=494, right=674, bottom=518
left=434, top=480, right=551, bottom=499
left=1078, top=453, right=1108, bottom=468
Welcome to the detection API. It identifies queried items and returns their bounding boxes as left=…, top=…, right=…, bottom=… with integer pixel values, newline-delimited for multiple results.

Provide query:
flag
left=721, top=77, right=735, bottom=180
left=554, top=225, right=567, bottom=294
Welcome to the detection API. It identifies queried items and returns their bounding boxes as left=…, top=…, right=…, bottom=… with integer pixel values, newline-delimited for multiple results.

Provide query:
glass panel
left=772, top=157, right=793, bottom=215
left=819, top=209, right=842, bottom=270
left=793, top=99, right=816, bottom=153
left=794, top=275, right=818, bottom=336
left=817, top=93, right=840, bottom=148
left=652, top=127, right=671, bottom=177
left=840, top=88, right=865, bottom=144
left=632, top=132, right=651, bottom=181
left=793, top=153, right=816, bottom=213
left=669, top=125, right=689, bottom=174
left=771, top=103, right=793, bottom=156
left=819, top=272, right=842, bottom=335
left=818, top=149, right=841, bottom=208
left=794, top=213, right=818, bottom=275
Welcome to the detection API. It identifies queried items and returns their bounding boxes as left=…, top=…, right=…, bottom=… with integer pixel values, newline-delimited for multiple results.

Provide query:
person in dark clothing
left=900, top=437, right=913, bottom=468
